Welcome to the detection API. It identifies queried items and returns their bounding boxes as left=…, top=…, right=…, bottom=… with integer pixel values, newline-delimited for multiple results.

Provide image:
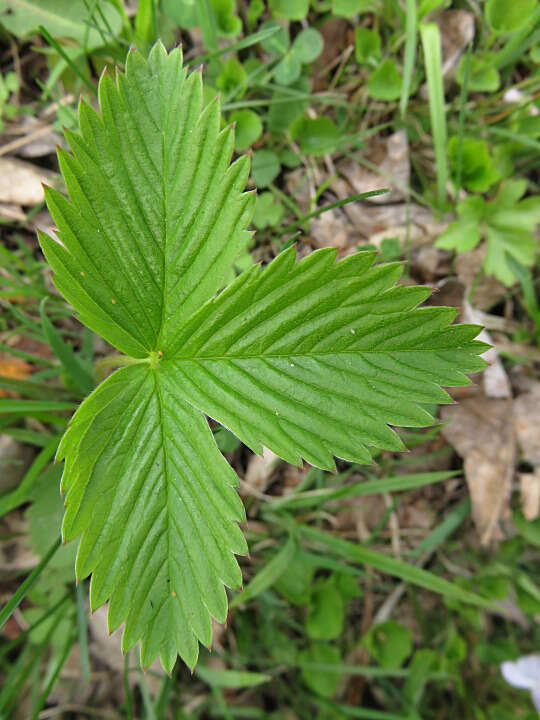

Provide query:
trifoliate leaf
left=437, top=182, right=540, bottom=285
left=38, top=44, right=487, bottom=672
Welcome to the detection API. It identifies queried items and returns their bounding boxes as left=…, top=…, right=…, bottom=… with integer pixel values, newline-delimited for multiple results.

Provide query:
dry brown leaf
left=436, top=10, right=475, bottom=81
left=242, top=447, right=280, bottom=496
left=454, top=247, right=507, bottom=310
left=0, top=157, right=52, bottom=207
left=337, top=131, right=410, bottom=204
left=519, top=471, right=540, bottom=521
left=309, top=207, right=356, bottom=250
left=441, top=397, right=515, bottom=544
left=337, top=200, right=446, bottom=249
left=0, top=203, right=25, bottom=222
left=0, top=511, right=38, bottom=572
left=88, top=606, right=164, bottom=691
left=0, top=435, right=34, bottom=494
left=463, top=303, right=511, bottom=399
left=11, top=116, right=62, bottom=158
left=0, top=355, right=32, bottom=395
left=513, top=382, right=540, bottom=466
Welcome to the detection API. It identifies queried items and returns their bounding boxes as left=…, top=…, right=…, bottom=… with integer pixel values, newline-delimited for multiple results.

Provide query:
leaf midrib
left=166, top=348, right=464, bottom=361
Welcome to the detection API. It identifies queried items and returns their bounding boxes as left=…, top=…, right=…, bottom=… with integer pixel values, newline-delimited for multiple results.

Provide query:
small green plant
left=260, top=20, right=323, bottom=86
left=0, top=71, right=19, bottom=131
left=436, top=180, right=540, bottom=285
left=38, top=43, right=488, bottom=673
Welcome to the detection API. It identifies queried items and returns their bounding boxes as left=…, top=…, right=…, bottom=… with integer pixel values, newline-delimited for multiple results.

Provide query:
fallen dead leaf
left=309, top=207, right=357, bottom=250
left=339, top=200, right=446, bottom=249
left=441, top=397, right=515, bottom=544
left=463, top=303, right=511, bottom=399
left=454, top=247, right=507, bottom=310
left=9, top=116, right=62, bottom=158
left=312, top=17, right=349, bottom=91
left=0, top=355, right=32, bottom=397
left=337, top=131, right=410, bottom=204
left=88, top=605, right=164, bottom=692
left=436, top=10, right=475, bottom=81
left=0, top=157, right=52, bottom=207
left=520, top=471, right=540, bottom=521
left=0, top=434, right=34, bottom=494
left=242, top=447, right=280, bottom=496
left=513, top=381, right=540, bottom=466
left=0, top=511, right=39, bottom=572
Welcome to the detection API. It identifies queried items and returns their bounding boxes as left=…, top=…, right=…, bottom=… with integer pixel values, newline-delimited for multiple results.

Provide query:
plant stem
left=93, top=353, right=150, bottom=382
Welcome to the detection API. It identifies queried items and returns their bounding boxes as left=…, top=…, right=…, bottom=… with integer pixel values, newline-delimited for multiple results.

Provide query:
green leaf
left=448, top=137, right=500, bottom=193
left=135, top=0, right=158, bottom=48
left=269, top=0, right=310, bottom=20
left=164, top=248, right=486, bottom=469
left=0, top=0, right=122, bottom=49
left=306, top=580, right=345, bottom=640
left=299, top=643, right=342, bottom=698
left=162, top=0, right=198, bottom=28
left=275, top=549, right=315, bottom=605
left=230, top=109, right=262, bottom=150
left=275, top=52, right=302, bottom=85
left=253, top=191, right=284, bottom=229
left=290, top=115, right=340, bottom=155
left=210, top=0, right=242, bottom=37
left=230, top=534, right=296, bottom=607
left=27, top=464, right=77, bottom=576
left=367, top=60, right=402, bottom=101
left=40, top=298, right=94, bottom=396
left=217, top=57, right=247, bottom=96
left=457, top=55, right=500, bottom=93
left=292, top=28, right=324, bottom=63
left=251, top=148, right=281, bottom=186
left=260, top=20, right=290, bottom=55
left=196, top=666, right=270, bottom=687
left=362, top=620, right=413, bottom=668
left=38, top=44, right=487, bottom=673
left=56, top=363, right=246, bottom=672
left=39, top=46, right=254, bottom=358
left=333, top=0, right=373, bottom=16
left=513, top=511, right=540, bottom=549
left=355, top=27, right=381, bottom=64
left=485, top=0, right=538, bottom=34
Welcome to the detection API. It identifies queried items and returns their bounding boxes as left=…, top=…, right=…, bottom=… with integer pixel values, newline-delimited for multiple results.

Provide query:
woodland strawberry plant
left=38, top=42, right=487, bottom=673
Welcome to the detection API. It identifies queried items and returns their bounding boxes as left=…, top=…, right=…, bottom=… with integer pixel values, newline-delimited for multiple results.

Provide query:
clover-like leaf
left=39, top=43, right=487, bottom=672
left=436, top=182, right=540, bottom=286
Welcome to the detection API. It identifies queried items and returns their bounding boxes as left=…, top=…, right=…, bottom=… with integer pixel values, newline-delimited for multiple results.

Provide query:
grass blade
left=0, top=434, right=60, bottom=517
left=76, top=582, right=91, bottom=684
left=40, top=298, right=94, bottom=395
left=0, top=537, right=62, bottom=631
left=230, top=535, right=296, bottom=607
left=454, top=43, right=471, bottom=194
left=196, top=667, right=271, bottom=688
left=279, top=190, right=389, bottom=235
left=420, top=23, right=447, bottom=208
left=268, top=470, right=460, bottom=511
left=0, top=399, right=76, bottom=414
left=400, top=0, right=417, bottom=117
left=300, top=525, right=491, bottom=608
